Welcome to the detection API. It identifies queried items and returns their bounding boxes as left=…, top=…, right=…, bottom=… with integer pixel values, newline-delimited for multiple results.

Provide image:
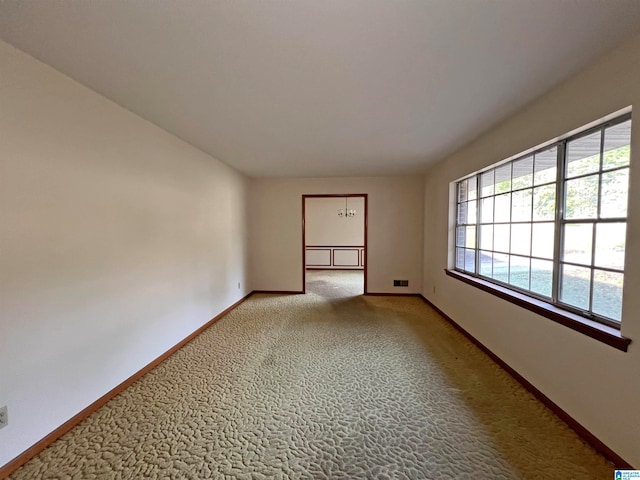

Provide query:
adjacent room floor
left=10, top=277, right=613, bottom=479
left=306, top=269, right=364, bottom=297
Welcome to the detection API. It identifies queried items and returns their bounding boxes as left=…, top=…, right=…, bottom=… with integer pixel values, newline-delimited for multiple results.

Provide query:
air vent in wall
left=393, top=280, right=409, bottom=287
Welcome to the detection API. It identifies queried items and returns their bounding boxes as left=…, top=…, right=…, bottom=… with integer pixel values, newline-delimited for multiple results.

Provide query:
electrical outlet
left=237, top=282, right=241, bottom=289
left=433, top=285, right=436, bottom=294
left=0, top=406, right=7, bottom=429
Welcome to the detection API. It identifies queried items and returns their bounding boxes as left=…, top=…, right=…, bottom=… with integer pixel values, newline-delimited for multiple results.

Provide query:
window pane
left=595, top=222, right=626, bottom=270
left=465, top=249, right=476, bottom=273
left=468, top=176, right=477, bottom=200
left=480, top=197, right=494, bottom=224
left=565, top=175, right=598, bottom=219
left=458, top=180, right=468, bottom=202
left=603, top=120, right=631, bottom=170
left=509, top=255, right=530, bottom=290
left=454, top=116, right=629, bottom=327
left=494, top=224, right=510, bottom=253
left=495, top=164, right=512, bottom=193
left=512, top=156, right=533, bottom=189
left=456, top=226, right=466, bottom=247
left=532, top=184, right=555, bottom=221
left=479, top=251, right=492, bottom=277
left=494, top=193, right=511, bottom=223
left=534, top=147, right=557, bottom=185
left=465, top=226, right=476, bottom=249
left=566, top=131, right=601, bottom=178
left=480, top=225, right=493, bottom=251
left=510, top=223, right=531, bottom=256
left=456, top=248, right=465, bottom=269
left=563, top=223, right=593, bottom=266
left=458, top=201, right=469, bottom=224
left=512, top=188, right=532, bottom=222
left=531, top=222, right=554, bottom=259
left=592, top=270, right=623, bottom=321
left=492, top=252, right=509, bottom=283
left=560, top=264, right=591, bottom=310
left=531, top=259, right=553, bottom=297
left=600, top=169, right=629, bottom=218
left=481, top=170, right=495, bottom=197
left=467, top=200, right=477, bottom=224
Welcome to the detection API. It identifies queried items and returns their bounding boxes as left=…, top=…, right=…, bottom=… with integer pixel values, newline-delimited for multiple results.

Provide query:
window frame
left=453, top=113, right=631, bottom=334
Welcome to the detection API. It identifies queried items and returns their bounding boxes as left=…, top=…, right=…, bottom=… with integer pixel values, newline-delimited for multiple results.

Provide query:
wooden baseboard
left=251, top=290, right=304, bottom=295
left=365, top=292, right=422, bottom=297
left=0, top=292, right=253, bottom=479
left=305, top=268, right=364, bottom=271
left=419, top=294, right=634, bottom=469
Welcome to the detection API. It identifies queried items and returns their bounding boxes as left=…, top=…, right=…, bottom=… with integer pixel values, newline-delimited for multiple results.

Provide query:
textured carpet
left=305, top=269, right=364, bottom=297
left=10, top=271, right=613, bottom=479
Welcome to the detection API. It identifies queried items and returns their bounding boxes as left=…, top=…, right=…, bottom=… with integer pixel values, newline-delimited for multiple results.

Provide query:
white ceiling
left=1, top=1, right=640, bottom=178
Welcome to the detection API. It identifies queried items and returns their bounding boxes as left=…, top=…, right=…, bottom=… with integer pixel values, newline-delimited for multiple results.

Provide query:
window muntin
left=454, top=115, right=631, bottom=327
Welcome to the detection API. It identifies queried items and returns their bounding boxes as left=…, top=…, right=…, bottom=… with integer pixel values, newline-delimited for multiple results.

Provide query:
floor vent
left=393, top=280, right=409, bottom=287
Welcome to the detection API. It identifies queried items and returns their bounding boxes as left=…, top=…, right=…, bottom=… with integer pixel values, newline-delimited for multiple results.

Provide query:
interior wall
left=305, top=197, right=365, bottom=246
left=0, top=41, right=250, bottom=467
left=250, top=177, right=424, bottom=293
left=422, top=32, right=640, bottom=467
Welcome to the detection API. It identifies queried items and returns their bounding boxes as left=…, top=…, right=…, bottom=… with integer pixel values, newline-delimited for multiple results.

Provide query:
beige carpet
left=305, top=269, right=364, bottom=297
left=11, top=271, right=613, bottom=479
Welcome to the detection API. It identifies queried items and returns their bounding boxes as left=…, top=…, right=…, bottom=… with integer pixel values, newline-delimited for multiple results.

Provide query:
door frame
left=302, top=194, right=368, bottom=294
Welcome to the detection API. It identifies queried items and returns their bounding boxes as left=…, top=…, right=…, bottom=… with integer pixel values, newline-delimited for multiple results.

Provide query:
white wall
left=423, top=33, right=640, bottom=466
left=250, top=177, right=424, bottom=293
left=305, top=197, right=365, bottom=246
left=0, top=41, right=250, bottom=467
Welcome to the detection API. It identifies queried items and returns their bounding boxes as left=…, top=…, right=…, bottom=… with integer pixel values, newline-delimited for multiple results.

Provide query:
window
left=455, top=114, right=631, bottom=328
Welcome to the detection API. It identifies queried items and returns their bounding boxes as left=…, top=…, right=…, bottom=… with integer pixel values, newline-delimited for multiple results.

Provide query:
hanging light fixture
left=337, top=196, right=357, bottom=218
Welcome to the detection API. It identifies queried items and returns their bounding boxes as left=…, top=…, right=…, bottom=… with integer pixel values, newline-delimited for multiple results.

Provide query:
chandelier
left=337, top=197, right=357, bottom=218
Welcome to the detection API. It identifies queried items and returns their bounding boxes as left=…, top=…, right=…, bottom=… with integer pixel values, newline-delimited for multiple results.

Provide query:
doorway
left=302, top=194, right=368, bottom=295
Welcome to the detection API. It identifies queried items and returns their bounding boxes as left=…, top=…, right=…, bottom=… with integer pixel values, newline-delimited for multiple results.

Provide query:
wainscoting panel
left=306, top=249, right=332, bottom=267
left=333, top=249, right=359, bottom=267
left=306, top=246, right=364, bottom=270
